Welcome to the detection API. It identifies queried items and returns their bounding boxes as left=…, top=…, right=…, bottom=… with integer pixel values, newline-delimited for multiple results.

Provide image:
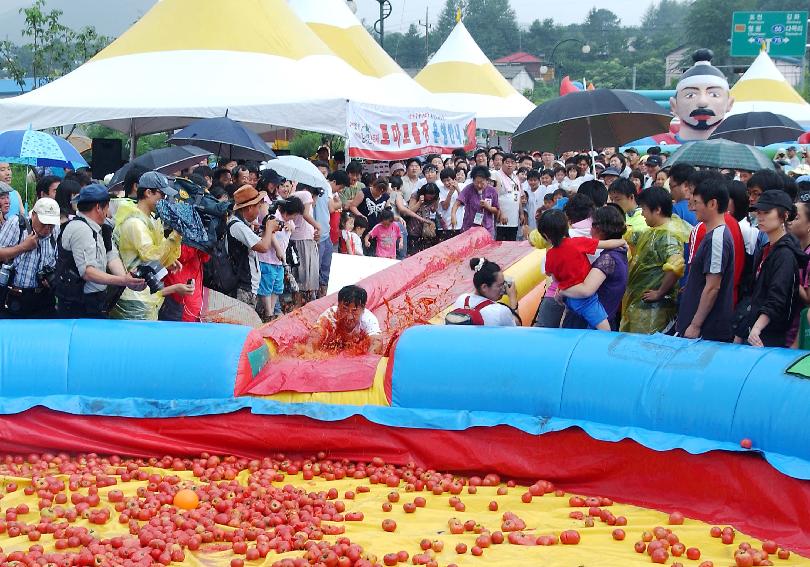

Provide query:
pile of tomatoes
left=0, top=452, right=799, bottom=567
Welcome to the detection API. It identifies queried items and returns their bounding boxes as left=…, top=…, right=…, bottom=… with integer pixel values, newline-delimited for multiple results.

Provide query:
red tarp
left=237, top=229, right=531, bottom=396
left=0, top=408, right=808, bottom=556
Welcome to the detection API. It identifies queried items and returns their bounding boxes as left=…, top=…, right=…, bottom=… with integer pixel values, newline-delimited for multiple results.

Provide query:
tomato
left=740, top=438, right=753, bottom=449
left=383, top=553, right=398, bottom=566
left=491, top=531, right=504, bottom=545
left=471, top=546, right=483, bottom=556
left=670, top=543, right=685, bottom=556
left=559, top=530, right=580, bottom=545
left=455, top=543, right=467, bottom=554
left=668, top=511, right=684, bottom=525
left=777, top=549, right=790, bottom=560
left=651, top=548, right=669, bottom=564
left=710, top=526, right=722, bottom=538
left=686, top=547, right=701, bottom=560
left=381, top=519, right=396, bottom=532
left=488, top=500, right=498, bottom=511
left=521, top=492, right=532, bottom=503
left=634, top=541, right=646, bottom=553
left=612, top=529, right=625, bottom=541
left=761, top=540, right=778, bottom=554
left=735, top=551, right=754, bottom=567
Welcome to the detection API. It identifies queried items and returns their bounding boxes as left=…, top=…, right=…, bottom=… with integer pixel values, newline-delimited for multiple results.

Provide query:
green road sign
left=731, top=11, right=808, bottom=57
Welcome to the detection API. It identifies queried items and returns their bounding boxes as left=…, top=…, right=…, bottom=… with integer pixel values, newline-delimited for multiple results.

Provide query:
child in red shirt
left=539, top=209, right=626, bottom=330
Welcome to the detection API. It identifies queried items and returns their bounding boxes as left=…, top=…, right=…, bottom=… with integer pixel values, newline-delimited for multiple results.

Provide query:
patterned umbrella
left=666, top=139, right=775, bottom=172
left=0, top=127, right=89, bottom=169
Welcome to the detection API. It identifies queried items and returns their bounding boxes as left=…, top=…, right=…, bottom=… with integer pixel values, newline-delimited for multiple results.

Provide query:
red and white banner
left=347, top=102, right=476, bottom=160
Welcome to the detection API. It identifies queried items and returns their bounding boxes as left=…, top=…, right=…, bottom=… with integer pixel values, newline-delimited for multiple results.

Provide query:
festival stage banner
left=346, top=102, right=476, bottom=160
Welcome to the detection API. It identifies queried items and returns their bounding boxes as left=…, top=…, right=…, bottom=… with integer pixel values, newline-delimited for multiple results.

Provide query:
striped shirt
left=0, top=215, right=57, bottom=289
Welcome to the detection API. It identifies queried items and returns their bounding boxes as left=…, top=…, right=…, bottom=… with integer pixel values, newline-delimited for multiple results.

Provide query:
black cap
left=751, top=190, right=794, bottom=212
left=646, top=155, right=663, bottom=167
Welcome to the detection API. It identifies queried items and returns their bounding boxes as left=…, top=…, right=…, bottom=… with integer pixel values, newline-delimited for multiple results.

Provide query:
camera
left=134, top=264, right=167, bottom=294
left=37, top=265, right=57, bottom=289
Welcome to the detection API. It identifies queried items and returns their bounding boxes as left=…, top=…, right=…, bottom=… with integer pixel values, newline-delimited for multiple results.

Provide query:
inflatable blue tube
left=0, top=320, right=249, bottom=400
left=390, top=326, right=810, bottom=479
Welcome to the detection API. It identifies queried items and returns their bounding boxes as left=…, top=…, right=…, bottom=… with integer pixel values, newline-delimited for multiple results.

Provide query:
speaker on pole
left=90, top=138, right=123, bottom=179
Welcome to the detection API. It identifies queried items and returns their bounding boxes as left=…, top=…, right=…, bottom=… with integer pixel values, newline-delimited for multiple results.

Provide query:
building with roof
left=494, top=52, right=545, bottom=78
left=493, top=64, right=535, bottom=93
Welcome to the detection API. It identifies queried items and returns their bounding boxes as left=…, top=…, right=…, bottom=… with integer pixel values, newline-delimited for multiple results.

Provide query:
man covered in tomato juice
left=306, top=285, right=382, bottom=355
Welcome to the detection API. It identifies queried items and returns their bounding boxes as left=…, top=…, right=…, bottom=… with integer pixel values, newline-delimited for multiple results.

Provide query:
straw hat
left=233, top=185, right=266, bottom=210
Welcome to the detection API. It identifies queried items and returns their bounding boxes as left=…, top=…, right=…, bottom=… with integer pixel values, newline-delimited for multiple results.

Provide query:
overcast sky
left=354, top=0, right=659, bottom=34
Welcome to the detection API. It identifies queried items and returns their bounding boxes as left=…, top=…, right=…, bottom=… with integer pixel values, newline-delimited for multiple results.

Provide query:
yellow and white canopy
left=415, top=21, right=535, bottom=132
left=728, top=50, right=810, bottom=127
left=288, top=0, right=434, bottom=102
left=0, top=0, right=424, bottom=136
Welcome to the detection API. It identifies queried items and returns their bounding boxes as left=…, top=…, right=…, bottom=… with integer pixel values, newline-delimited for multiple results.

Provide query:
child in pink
left=364, top=209, right=402, bottom=259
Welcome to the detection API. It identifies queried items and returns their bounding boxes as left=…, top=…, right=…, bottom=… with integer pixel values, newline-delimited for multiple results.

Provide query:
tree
left=585, top=58, right=631, bottom=89
left=633, top=0, right=689, bottom=54
left=393, top=24, right=427, bottom=68
left=685, top=0, right=755, bottom=64
left=523, top=18, right=557, bottom=58
left=581, top=8, right=627, bottom=59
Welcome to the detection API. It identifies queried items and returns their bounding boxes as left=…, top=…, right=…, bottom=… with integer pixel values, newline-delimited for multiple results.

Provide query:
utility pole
left=632, top=65, right=637, bottom=90
left=419, top=6, right=431, bottom=65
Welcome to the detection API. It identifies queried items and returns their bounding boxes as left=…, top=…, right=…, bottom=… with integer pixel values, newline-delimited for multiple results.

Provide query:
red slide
left=236, top=229, right=531, bottom=396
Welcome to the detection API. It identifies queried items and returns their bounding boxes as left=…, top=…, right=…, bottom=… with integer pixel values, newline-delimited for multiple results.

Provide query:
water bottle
left=0, top=264, right=12, bottom=287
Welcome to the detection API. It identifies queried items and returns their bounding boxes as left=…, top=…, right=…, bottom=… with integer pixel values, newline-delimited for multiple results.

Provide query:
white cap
left=32, top=197, right=60, bottom=226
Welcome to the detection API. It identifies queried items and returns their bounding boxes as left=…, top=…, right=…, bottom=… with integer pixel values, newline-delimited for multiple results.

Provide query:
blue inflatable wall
left=391, top=326, right=810, bottom=479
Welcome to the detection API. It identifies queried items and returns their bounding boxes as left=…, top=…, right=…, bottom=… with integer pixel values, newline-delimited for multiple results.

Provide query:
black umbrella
left=709, top=111, right=805, bottom=146
left=109, top=145, right=211, bottom=190
left=168, top=116, right=276, bottom=161
left=512, top=89, right=673, bottom=155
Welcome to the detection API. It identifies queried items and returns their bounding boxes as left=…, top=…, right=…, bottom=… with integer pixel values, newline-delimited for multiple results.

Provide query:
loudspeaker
left=91, top=138, right=123, bottom=178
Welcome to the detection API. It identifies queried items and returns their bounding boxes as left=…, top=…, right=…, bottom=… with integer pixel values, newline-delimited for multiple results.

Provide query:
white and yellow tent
left=415, top=21, right=535, bottom=132
left=728, top=50, right=810, bottom=128
left=288, top=0, right=433, bottom=102
left=0, top=0, right=432, bottom=136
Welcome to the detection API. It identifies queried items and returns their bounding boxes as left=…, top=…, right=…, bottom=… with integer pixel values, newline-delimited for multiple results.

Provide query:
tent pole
left=128, top=119, right=137, bottom=162
left=587, top=117, right=595, bottom=176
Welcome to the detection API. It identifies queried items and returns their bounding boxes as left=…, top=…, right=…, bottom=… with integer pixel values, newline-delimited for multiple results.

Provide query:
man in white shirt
left=309, top=285, right=382, bottom=354
left=494, top=153, right=520, bottom=241
left=524, top=170, right=544, bottom=231
left=400, top=158, right=422, bottom=201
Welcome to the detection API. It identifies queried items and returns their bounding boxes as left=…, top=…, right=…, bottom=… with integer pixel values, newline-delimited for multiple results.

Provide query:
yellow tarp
left=0, top=467, right=804, bottom=566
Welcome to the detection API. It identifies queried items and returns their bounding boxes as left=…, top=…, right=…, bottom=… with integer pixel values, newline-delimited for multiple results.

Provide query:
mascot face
left=671, top=85, right=733, bottom=139
left=669, top=49, right=734, bottom=141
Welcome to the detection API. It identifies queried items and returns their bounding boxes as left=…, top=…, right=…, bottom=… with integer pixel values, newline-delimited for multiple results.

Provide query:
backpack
left=203, top=219, right=241, bottom=295
left=445, top=296, right=493, bottom=326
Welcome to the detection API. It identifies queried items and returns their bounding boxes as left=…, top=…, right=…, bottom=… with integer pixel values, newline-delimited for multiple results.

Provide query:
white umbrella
left=262, top=155, right=330, bottom=193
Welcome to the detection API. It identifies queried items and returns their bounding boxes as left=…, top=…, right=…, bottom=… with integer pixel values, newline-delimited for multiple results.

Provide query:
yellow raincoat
left=109, top=200, right=181, bottom=320
left=620, top=215, right=691, bottom=335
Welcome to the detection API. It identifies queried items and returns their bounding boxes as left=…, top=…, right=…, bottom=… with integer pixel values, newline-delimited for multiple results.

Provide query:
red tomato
left=634, top=541, right=646, bottom=553
left=777, top=549, right=790, bottom=560
left=668, top=511, right=684, bottom=525
left=710, top=526, right=722, bottom=538
left=735, top=551, right=754, bottom=567
left=740, top=438, right=753, bottom=449
left=560, top=530, right=580, bottom=545
left=455, top=543, right=467, bottom=554
left=761, top=540, right=778, bottom=554
left=671, top=543, right=685, bottom=556
left=612, top=529, right=625, bottom=541
left=651, top=548, right=669, bottom=564
left=382, top=519, right=396, bottom=532
left=686, top=547, right=701, bottom=560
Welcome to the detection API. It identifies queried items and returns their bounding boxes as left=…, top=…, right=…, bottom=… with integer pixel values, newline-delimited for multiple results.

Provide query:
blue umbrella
left=0, top=127, right=89, bottom=169
left=168, top=116, right=276, bottom=161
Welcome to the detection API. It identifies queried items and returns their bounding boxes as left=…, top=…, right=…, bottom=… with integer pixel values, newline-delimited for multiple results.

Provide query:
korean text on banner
left=346, top=102, right=477, bottom=160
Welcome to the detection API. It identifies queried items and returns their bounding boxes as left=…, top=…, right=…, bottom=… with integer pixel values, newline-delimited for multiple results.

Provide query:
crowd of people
left=1, top=141, right=810, bottom=350
left=450, top=145, right=810, bottom=349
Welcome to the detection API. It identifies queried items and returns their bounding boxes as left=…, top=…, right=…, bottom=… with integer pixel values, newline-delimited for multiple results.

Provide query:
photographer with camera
left=257, top=196, right=304, bottom=321
left=228, top=185, right=287, bottom=308
left=53, top=184, right=145, bottom=319
left=0, top=198, right=61, bottom=318
left=109, top=172, right=191, bottom=320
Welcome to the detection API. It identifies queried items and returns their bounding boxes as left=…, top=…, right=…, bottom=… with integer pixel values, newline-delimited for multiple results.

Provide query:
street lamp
left=373, top=0, right=392, bottom=49
left=540, top=39, right=591, bottom=92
